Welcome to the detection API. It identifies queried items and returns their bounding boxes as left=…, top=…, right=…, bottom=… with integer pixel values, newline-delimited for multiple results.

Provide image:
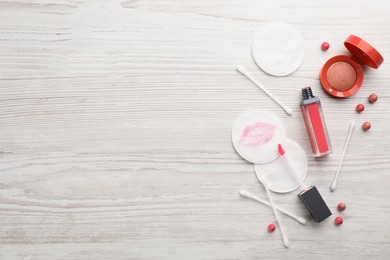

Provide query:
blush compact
left=320, top=35, right=384, bottom=98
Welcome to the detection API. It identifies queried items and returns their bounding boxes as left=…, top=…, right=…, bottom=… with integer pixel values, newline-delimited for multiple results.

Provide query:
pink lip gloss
left=300, top=87, right=332, bottom=157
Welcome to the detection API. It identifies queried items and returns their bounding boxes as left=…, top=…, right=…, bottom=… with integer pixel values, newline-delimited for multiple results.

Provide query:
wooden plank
left=0, top=0, right=390, bottom=259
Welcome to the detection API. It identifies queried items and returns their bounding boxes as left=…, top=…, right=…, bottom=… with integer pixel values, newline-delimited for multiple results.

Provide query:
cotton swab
left=262, top=178, right=290, bottom=248
left=236, top=65, right=293, bottom=116
left=278, top=144, right=307, bottom=192
left=330, top=121, right=356, bottom=192
left=255, top=170, right=289, bottom=248
left=239, top=190, right=307, bottom=224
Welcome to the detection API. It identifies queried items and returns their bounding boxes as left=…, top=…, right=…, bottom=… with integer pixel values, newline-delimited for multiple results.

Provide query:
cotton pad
left=252, top=22, right=305, bottom=77
left=254, top=138, right=308, bottom=193
left=232, top=111, right=286, bottom=164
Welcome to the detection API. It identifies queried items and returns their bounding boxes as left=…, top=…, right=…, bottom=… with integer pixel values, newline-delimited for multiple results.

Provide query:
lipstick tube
left=300, top=87, right=332, bottom=157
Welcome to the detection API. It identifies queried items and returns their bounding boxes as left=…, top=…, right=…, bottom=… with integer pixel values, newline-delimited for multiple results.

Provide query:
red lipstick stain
left=238, top=122, right=277, bottom=147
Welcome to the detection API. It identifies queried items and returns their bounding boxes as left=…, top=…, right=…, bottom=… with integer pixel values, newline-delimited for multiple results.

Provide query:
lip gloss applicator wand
left=278, top=144, right=308, bottom=192
left=278, top=144, right=332, bottom=223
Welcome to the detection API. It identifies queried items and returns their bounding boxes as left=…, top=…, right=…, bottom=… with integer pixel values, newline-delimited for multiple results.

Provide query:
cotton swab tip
left=236, top=65, right=293, bottom=116
left=330, top=120, right=356, bottom=192
left=239, top=190, right=252, bottom=198
left=278, top=144, right=285, bottom=156
left=284, top=106, right=293, bottom=116
left=330, top=180, right=337, bottom=192
left=236, top=65, right=247, bottom=74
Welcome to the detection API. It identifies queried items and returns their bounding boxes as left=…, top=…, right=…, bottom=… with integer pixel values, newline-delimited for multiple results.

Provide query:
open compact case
left=320, top=35, right=384, bottom=98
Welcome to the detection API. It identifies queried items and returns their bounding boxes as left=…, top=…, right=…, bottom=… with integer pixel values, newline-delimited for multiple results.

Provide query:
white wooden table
left=1, top=1, right=390, bottom=259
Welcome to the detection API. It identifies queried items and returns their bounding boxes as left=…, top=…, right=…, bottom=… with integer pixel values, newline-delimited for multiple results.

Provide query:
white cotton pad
left=254, top=138, right=308, bottom=193
left=252, top=22, right=305, bottom=77
left=232, top=111, right=286, bottom=164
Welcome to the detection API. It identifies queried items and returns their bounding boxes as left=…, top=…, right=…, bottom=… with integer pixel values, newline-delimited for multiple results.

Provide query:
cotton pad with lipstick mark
left=320, top=35, right=384, bottom=98
left=232, top=111, right=286, bottom=164
left=254, top=138, right=308, bottom=193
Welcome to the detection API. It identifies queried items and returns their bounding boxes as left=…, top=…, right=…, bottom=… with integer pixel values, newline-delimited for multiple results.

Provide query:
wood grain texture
left=1, top=0, right=390, bottom=259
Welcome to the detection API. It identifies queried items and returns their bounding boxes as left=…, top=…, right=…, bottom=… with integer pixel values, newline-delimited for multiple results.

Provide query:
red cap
left=344, top=35, right=384, bottom=69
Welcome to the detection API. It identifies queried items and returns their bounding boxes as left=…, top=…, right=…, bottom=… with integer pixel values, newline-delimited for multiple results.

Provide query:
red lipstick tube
left=300, top=87, right=332, bottom=157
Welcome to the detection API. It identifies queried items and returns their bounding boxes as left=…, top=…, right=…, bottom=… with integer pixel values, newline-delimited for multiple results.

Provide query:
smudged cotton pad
left=232, top=111, right=286, bottom=164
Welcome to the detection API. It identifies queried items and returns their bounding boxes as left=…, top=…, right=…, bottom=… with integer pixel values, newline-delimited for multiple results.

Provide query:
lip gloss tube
left=300, top=87, right=332, bottom=157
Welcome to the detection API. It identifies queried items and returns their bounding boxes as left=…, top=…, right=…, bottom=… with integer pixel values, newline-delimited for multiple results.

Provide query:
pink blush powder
left=326, top=62, right=357, bottom=91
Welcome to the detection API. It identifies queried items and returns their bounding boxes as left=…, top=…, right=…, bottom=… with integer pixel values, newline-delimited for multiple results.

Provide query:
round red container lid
left=344, top=35, right=384, bottom=69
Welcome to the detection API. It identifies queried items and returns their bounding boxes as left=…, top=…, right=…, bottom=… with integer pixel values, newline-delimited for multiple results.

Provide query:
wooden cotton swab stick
left=236, top=65, right=293, bottom=116
left=255, top=171, right=289, bottom=248
left=239, top=190, right=307, bottom=225
left=330, top=121, right=356, bottom=192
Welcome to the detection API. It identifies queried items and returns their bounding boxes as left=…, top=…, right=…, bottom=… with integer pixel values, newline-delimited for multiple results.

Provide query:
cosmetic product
left=330, top=121, right=355, bottom=192
left=356, top=104, right=365, bottom=113
left=368, top=93, right=378, bottom=103
left=298, top=186, right=332, bottom=223
left=337, top=202, right=346, bottom=212
left=268, top=224, right=276, bottom=232
left=277, top=144, right=331, bottom=223
left=300, top=87, right=332, bottom=157
left=362, top=121, right=371, bottom=131
left=320, top=35, right=384, bottom=98
left=321, top=42, right=330, bottom=51
left=335, top=216, right=344, bottom=226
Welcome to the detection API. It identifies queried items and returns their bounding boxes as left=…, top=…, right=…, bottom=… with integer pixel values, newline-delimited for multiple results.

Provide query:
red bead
left=321, top=42, right=330, bottom=51
left=338, top=202, right=346, bottom=211
left=362, top=121, right=371, bottom=131
left=335, top=216, right=343, bottom=226
left=368, top=94, right=378, bottom=103
left=356, top=104, right=365, bottom=113
left=268, top=224, right=276, bottom=232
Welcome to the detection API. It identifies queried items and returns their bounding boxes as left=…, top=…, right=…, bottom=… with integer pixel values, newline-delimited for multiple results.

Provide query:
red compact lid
left=344, top=35, right=384, bottom=69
